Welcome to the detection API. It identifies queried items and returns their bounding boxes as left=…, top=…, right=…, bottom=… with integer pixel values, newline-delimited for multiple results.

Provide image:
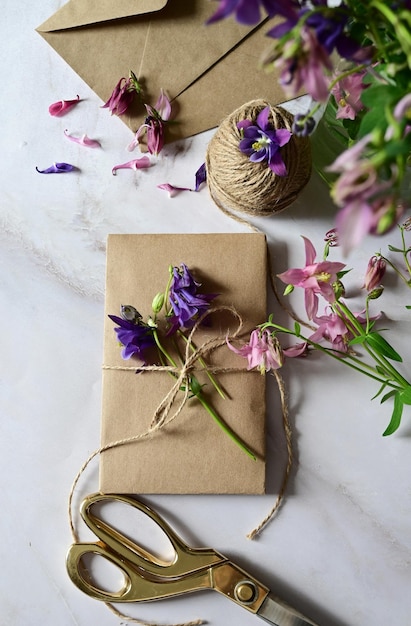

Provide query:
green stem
left=335, top=300, right=410, bottom=387
left=304, top=335, right=403, bottom=389
left=400, top=227, right=411, bottom=279
left=379, top=255, right=410, bottom=288
left=195, top=391, right=256, bottom=460
left=153, top=328, right=178, bottom=368
left=262, top=321, right=401, bottom=389
left=164, top=269, right=174, bottom=317
left=178, top=331, right=226, bottom=400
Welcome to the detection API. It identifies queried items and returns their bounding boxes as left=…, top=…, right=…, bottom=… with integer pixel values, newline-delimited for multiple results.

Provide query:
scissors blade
left=257, top=594, right=319, bottom=626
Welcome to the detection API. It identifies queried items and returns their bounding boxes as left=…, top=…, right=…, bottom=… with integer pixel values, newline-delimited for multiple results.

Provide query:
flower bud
left=151, top=292, right=165, bottom=314
left=333, top=279, right=345, bottom=299
left=283, top=284, right=294, bottom=296
left=292, top=113, right=316, bottom=137
left=367, top=286, right=384, bottom=300
left=121, top=304, right=142, bottom=323
left=403, top=216, right=411, bottom=231
left=364, top=256, right=386, bottom=291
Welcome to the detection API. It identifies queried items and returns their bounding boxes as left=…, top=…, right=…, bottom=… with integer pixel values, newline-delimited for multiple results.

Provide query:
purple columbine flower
left=267, top=1, right=359, bottom=61
left=237, top=106, right=292, bottom=175
left=167, top=264, right=217, bottom=334
left=206, top=0, right=286, bottom=25
left=108, top=313, right=155, bottom=360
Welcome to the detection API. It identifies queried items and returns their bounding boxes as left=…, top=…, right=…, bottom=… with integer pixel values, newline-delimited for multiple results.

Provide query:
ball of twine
left=206, top=100, right=312, bottom=217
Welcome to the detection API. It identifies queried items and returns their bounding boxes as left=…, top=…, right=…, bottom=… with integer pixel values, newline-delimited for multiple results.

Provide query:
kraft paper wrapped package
left=100, top=233, right=267, bottom=494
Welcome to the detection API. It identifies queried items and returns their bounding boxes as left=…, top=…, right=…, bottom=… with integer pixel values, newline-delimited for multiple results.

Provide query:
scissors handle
left=66, top=493, right=225, bottom=602
left=67, top=540, right=220, bottom=603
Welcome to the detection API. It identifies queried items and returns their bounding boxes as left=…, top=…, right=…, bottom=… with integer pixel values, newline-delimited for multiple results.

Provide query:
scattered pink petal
left=111, top=156, right=151, bottom=175
left=157, top=183, right=192, bottom=197
left=36, top=162, right=76, bottom=174
left=64, top=130, right=101, bottom=148
left=49, top=96, right=80, bottom=117
left=158, top=164, right=207, bottom=196
left=154, top=89, right=172, bottom=121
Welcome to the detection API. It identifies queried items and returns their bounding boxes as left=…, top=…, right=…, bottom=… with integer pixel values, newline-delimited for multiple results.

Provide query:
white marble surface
left=1, top=2, right=411, bottom=626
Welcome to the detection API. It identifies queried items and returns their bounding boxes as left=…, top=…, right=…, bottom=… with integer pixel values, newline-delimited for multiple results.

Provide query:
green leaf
left=294, top=321, right=301, bottom=336
left=383, top=393, right=403, bottom=436
left=358, top=106, right=388, bottom=138
left=365, top=332, right=403, bottom=362
left=375, top=364, right=390, bottom=377
left=348, top=334, right=367, bottom=346
left=400, top=386, right=411, bottom=405
left=337, top=269, right=352, bottom=279
left=361, top=84, right=403, bottom=109
left=372, top=383, right=387, bottom=401
left=380, top=389, right=397, bottom=404
left=388, top=245, right=404, bottom=252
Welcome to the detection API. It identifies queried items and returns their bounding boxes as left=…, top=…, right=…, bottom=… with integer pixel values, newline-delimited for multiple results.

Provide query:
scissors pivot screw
left=234, top=581, right=257, bottom=604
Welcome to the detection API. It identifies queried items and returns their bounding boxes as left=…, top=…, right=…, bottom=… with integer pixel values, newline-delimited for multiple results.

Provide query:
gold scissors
left=66, top=493, right=319, bottom=626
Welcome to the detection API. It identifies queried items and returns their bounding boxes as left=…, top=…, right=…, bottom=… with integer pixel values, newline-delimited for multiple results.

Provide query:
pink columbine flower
left=227, top=328, right=307, bottom=373
left=327, top=137, right=401, bottom=253
left=331, top=71, right=367, bottom=120
left=128, top=90, right=172, bottom=156
left=309, top=307, right=354, bottom=353
left=227, top=328, right=284, bottom=373
left=102, top=76, right=137, bottom=116
left=363, top=255, right=387, bottom=292
left=277, top=236, right=346, bottom=319
left=309, top=306, right=379, bottom=354
left=49, top=95, right=80, bottom=116
left=111, top=156, right=151, bottom=175
left=276, top=26, right=332, bottom=102
left=64, top=130, right=101, bottom=148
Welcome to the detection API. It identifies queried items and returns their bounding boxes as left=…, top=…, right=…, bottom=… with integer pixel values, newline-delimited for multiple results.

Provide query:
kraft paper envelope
left=37, top=0, right=289, bottom=141
left=100, top=233, right=267, bottom=494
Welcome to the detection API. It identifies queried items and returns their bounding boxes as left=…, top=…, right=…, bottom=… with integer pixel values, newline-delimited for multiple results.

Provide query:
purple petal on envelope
left=36, top=162, right=76, bottom=174
left=64, top=130, right=101, bottom=148
left=111, top=156, right=151, bottom=175
left=49, top=96, right=80, bottom=116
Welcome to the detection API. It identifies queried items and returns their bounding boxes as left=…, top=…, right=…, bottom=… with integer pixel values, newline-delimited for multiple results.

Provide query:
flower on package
left=109, top=263, right=255, bottom=459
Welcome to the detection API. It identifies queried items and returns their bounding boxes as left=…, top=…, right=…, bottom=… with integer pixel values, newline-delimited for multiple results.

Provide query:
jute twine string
left=68, top=304, right=294, bottom=626
left=206, top=99, right=312, bottom=220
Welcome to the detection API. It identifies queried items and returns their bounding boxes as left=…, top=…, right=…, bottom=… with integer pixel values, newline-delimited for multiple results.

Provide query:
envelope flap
left=37, top=0, right=168, bottom=31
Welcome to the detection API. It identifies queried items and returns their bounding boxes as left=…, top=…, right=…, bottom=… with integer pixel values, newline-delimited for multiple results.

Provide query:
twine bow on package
left=100, top=233, right=267, bottom=495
